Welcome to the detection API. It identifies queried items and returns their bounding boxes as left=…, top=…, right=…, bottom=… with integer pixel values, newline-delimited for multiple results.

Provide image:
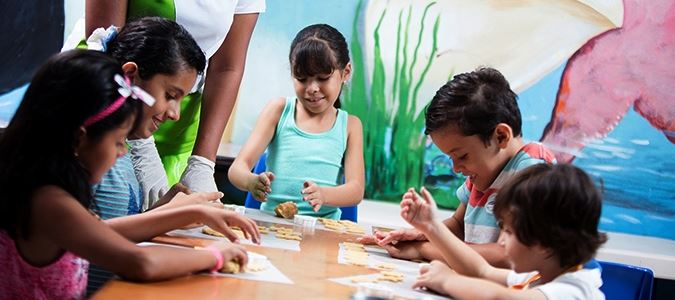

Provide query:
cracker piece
left=375, top=263, right=397, bottom=271
left=202, top=226, right=225, bottom=237
left=244, top=261, right=268, bottom=272
left=339, top=220, right=357, bottom=226
left=324, top=224, right=344, bottom=231
left=344, top=252, right=368, bottom=260
left=346, top=228, right=365, bottom=235
left=276, top=233, right=302, bottom=241
left=377, top=275, right=404, bottom=283
left=351, top=277, right=378, bottom=283
left=342, top=243, right=365, bottom=250
left=379, top=271, right=404, bottom=277
left=345, top=258, right=369, bottom=267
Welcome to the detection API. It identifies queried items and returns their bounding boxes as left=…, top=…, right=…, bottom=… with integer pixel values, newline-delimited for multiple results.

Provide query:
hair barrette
left=83, top=74, right=156, bottom=127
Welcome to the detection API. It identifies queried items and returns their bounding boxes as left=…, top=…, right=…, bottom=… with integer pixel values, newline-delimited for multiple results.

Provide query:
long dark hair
left=289, top=24, right=350, bottom=108
left=0, top=50, right=142, bottom=238
left=107, top=16, right=206, bottom=80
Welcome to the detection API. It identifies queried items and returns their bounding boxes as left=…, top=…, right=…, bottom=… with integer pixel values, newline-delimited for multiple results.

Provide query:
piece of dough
left=274, top=201, right=298, bottom=219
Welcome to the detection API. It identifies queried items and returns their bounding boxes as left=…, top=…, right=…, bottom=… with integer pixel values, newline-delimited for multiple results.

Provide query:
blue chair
left=598, top=260, right=654, bottom=300
left=244, top=152, right=358, bottom=222
left=243, top=154, right=266, bottom=210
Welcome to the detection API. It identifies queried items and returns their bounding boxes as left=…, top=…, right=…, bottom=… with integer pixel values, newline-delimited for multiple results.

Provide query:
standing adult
left=85, top=0, right=265, bottom=197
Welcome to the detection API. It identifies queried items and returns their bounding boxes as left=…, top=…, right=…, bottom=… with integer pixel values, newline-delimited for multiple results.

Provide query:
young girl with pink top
left=0, top=50, right=250, bottom=299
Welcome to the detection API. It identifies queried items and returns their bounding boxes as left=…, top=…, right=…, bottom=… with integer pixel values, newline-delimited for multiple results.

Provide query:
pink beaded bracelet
left=200, top=246, right=223, bottom=273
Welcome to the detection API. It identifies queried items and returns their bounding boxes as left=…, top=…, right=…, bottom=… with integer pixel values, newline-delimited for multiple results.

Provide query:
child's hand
left=380, top=241, right=426, bottom=261
left=201, top=208, right=261, bottom=244
left=164, top=191, right=224, bottom=210
left=209, top=242, right=249, bottom=269
left=301, top=181, right=326, bottom=212
left=400, top=187, right=438, bottom=232
left=166, top=182, right=192, bottom=198
left=375, top=228, right=427, bottom=246
left=412, top=260, right=455, bottom=294
left=356, top=234, right=378, bottom=245
left=247, top=172, right=275, bottom=201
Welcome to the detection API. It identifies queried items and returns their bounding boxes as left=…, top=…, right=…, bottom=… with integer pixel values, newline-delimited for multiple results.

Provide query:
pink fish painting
left=541, top=0, right=675, bottom=162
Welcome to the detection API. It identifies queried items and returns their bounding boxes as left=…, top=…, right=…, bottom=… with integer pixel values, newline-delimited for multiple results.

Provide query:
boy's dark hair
left=0, top=50, right=142, bottom=238
left=289, top=23, right=349, bottom=108
left=494, top=163, right=607, bottom=268
left=107, top=16, right=206, bottom=80
left=424, top=67, right=521, bottom=144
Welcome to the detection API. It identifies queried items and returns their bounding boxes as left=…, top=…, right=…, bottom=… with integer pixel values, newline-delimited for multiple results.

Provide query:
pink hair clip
left=83, top=74, right=156, bottom=127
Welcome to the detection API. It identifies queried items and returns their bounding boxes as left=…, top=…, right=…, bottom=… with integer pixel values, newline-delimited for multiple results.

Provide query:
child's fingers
left=253, top=189, right=266, bottom=201
left=377, top=235, right=397, bottom=246
left=206, top=201, right=224, bottom=209
left=260, top=173, right=269, bottom=185
left=170, top=182, right=192, bottom=195
left=400, top=197, right=414, bottom=208
left=401, top=207, right=413, bottom=223
left=380, top=243, right=400, bottom=257
left=357, top=235, right=378, bottom=245
left=419, top=262, right=433, bottom=275
left=227, top=245, right=248, bottom=266
left=410, top=187, right=424, bottom=203
left=259, top=173, right=272, bottom=190
left=301, top=181, right=315, bottom=194
left=199, top=191, right=224, bottom=202
left=411, top=278, right=427, bottom=290
left=246, top=218, right=261, bottom=244
left=214, top=224, right=239, bottom=243
left=420, top=186, right=433, bottom=203
left=309, top=200, right=321, bottom=212
left=239, top=218, right=261, bottom=244
left=401, top=189, right=415, bottom=201
left=302, top=190, right=313, bottom=201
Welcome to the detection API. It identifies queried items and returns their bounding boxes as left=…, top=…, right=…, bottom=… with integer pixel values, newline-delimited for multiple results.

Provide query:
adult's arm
left=85, top=0, right=128, bottom=36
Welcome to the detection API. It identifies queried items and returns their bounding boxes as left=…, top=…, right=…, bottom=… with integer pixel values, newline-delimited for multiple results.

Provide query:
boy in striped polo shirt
left=365, top=67, right=556, bottom=267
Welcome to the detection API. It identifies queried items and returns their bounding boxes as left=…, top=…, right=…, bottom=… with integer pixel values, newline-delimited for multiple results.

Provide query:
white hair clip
left=114, top=74, right=156, bottom=107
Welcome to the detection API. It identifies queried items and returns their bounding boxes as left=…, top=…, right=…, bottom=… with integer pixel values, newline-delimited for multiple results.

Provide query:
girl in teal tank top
left=228, top=24, right=365, bottom=219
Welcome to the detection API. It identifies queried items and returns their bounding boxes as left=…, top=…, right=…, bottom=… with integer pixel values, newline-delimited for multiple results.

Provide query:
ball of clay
left=220, top=260, right=241, bottom=273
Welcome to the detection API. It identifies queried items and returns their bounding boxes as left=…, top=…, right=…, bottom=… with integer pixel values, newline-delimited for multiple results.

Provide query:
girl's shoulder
left=33, top=185, right=72, bottom=201
left=259, top=97, right=288, bottom=119
left=265, top=97, right=288, bottom=113
left=346, top=115, right=363, bottom=135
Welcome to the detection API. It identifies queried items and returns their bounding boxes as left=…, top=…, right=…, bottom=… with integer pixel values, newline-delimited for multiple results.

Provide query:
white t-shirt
left=64, top=0, right=266, bottom=57
left=174, top=0, right=266, bottom=59
left=507, top=267, right=605, bottom=300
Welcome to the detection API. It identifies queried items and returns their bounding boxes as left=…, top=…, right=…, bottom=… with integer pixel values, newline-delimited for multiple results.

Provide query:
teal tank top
left=260, top=97, right=348, bottom=219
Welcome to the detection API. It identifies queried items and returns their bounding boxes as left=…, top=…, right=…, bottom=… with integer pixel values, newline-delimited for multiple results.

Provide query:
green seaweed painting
left=343, top=1, right=462, bottom=209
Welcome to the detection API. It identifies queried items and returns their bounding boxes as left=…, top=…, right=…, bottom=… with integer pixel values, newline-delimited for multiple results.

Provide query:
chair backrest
left=244, top=152, right=358, bottom=222
left=598, top=260, right=654, bottom=300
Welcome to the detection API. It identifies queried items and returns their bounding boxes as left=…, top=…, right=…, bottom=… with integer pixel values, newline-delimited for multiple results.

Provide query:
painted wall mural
left=234, top=0, right=674, bottom=240
left=0, top=0, right=673, bottom=240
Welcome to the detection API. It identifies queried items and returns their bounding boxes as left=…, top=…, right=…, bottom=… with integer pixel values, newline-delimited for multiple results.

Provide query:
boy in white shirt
left=401, top=163, right=607, bottom=300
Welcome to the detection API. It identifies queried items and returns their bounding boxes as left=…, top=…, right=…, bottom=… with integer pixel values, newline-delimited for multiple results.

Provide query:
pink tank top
left=0, top=230, right=89, bottom=299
